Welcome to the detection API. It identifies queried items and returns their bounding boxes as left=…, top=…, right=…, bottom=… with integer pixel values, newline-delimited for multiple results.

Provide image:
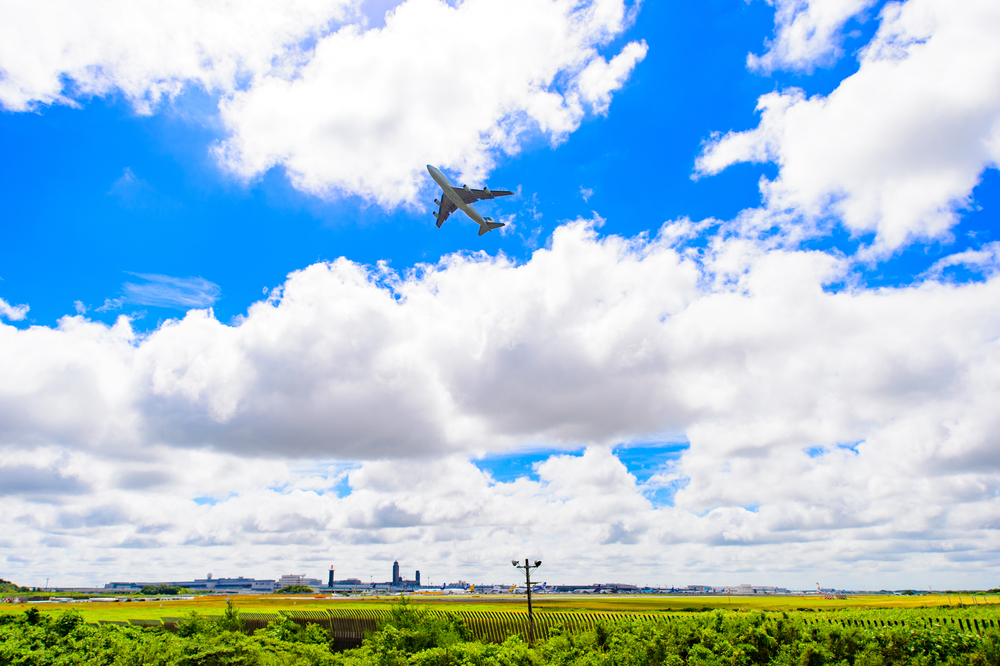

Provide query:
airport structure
left=57, top=563, right=817, bottom=596
left=91, top=574, right=801, bottom=595
left=106, top=574, right=276, bottom=593
left=277, top=574, right=323, bottom=590
left=389, top=561, right=420, bottom=588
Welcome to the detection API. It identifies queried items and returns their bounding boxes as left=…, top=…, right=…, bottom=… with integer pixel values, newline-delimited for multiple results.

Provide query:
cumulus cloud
left=3, top=219, right=1000, bottom=463
left=215, top=0, right=646, bottom=205
left=0, top=465, right=89, bottom=497
left=0, top=297, right=29, bottom=321
left=749, top=0, right=877, bottom=73
left=698, top=0, right=1000, bottom=256
left=2, top=220, right=1000, bottom=586
left=0, top=0, right=644, bottom=205
left=3, top=438, right=998, bottom=588
left=0, top=0, right=357, bottom=113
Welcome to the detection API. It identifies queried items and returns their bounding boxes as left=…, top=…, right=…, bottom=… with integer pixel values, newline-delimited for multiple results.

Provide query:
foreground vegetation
left=2, top=598, right=1000, bottom=665
left=4, top=593, right=999, bottom=625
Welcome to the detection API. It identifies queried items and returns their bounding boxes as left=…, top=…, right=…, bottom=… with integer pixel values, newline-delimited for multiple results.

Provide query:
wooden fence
left=105, top=610, right=999, bottom=652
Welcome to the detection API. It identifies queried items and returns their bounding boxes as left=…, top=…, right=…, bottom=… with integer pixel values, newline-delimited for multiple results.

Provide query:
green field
left=4, top=595, right=1000, bottom=666
left=2, top=593, right=998, bottom=623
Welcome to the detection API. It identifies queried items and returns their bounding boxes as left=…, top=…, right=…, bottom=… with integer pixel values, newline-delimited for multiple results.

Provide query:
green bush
left=141, top=584, right=186, bottom=596
left=3, top=602, right=1000, bottom=666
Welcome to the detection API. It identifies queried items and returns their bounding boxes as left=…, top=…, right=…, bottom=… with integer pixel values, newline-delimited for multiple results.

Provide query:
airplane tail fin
left=478, top=217, right=505, bottom=236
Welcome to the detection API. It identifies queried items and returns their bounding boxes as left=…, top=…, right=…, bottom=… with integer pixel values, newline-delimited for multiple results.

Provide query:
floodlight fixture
left=511, top=558, right=543, bottom=645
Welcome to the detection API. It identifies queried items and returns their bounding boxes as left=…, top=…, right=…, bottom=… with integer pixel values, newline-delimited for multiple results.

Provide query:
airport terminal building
left=105, top=574, right=276, bottom=593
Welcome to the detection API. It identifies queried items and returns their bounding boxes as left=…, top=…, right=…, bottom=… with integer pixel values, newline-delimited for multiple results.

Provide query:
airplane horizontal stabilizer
left=478, top=220, right=505, bottom=236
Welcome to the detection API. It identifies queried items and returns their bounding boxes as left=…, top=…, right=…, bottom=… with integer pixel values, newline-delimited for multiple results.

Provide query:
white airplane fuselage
left=427, top=164, right=490, bottom=228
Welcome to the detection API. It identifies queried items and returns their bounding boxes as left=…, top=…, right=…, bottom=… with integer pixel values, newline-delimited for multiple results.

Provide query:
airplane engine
left=484, top=186, right=492, bottom=197
left=432, top=211, right=439, bottom=218
left=434, top=198, right=441, bottom=205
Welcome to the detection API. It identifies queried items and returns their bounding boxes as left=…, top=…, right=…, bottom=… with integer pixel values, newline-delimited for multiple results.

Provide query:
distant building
left=277, top=574, right=324, bottom=590
left=684, top=585, right=713, bottom=593
left=386, top=561, right=421, bottom=588
left=722, top=584, right=791, bottom=595
left=105, top=576, right=275, bottom=593
left=326, top=565, right=362, bottom=589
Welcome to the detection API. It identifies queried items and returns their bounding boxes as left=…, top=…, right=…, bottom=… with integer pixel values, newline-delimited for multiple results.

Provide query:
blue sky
left=2, top=0, right=1000, bottom=590
left=6, top=0, right=963, bottom=329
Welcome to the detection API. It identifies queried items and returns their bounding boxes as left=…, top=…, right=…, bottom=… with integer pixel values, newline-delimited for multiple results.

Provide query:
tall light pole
left=512, top=558, right=541, bottom=645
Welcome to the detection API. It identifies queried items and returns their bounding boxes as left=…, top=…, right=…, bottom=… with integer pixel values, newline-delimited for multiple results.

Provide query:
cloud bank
left=2, top=220, right=1000, bottom=585
left=3, top=0, right=1000, bottom=589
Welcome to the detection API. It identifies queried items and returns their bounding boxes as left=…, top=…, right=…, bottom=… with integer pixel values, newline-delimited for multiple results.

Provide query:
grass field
left=2, top=593, right=998, bottom=623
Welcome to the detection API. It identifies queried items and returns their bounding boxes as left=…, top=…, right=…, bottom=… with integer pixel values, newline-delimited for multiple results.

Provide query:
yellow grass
left=1, top=593, right=994, bottom=623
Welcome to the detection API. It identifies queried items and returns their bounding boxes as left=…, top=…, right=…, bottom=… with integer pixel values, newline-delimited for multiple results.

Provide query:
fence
left=102, top=610, right=1000, bottom=651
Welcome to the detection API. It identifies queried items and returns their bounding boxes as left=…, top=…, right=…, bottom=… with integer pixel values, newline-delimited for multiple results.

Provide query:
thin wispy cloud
left=123, top=274, right=221, bottom=310
left=107, top=167, right=179, bottom=213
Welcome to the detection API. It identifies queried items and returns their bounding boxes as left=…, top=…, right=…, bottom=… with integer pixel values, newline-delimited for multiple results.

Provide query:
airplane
left=426, top=164, right=513, bottom=236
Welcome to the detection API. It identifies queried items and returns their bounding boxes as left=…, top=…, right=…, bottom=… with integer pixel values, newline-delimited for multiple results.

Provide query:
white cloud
left=123, top=274, right=222, bottom=310
left=214, top=0, right=646, bottom=205
left=925, top=241, right=1000, bottom=279
left=0, top=297, right=28, bottom=321
left=0, top=0, right=645, bottom=205
left=576, top=39, right=647, bottom=114
left=3, top=439, right=999, bottom=588
left=2, top=220, right=1000, bottom=585
left=749, top=0, right=877, bottom=73
left=95, top=297, right=125, bottom=313
left=5, top=219, right=1000, bottom=463
left=698, top=0, right=1000, bottom=257
left=0, top=0, right=357, bottom=113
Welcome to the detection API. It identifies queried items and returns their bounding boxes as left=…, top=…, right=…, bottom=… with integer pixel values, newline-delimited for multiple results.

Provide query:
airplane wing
left=435, top=196, right=457, bottom=228
left=454, top=186, right=514, bottom=204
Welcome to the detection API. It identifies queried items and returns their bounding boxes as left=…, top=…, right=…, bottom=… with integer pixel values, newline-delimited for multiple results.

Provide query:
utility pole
left=512, top=558, right=541, bottom=645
